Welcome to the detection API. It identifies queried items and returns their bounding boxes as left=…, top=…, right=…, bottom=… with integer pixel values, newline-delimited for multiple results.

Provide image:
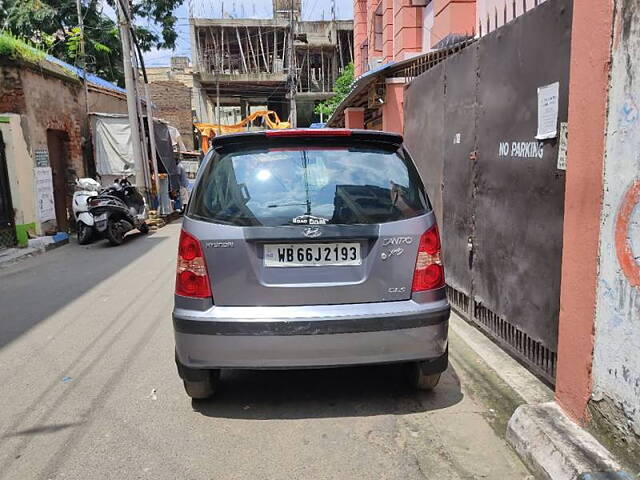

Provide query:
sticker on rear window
left=292, top=214, right=328, bottom=225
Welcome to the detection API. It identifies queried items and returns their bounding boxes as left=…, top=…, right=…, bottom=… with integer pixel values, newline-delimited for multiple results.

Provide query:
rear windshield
left=188, top=145, right=428, bottom=227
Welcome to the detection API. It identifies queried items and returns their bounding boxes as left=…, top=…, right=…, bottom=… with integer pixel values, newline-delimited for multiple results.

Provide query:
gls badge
left=388, top=287, right=407, bottom=293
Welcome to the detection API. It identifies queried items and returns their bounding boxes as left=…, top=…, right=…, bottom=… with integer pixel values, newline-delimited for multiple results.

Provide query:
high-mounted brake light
left=412, top=225, right=445, bottom=292
left=265, top=129, right=352, bottom=137
left=175, top=230, right=212, bottom=298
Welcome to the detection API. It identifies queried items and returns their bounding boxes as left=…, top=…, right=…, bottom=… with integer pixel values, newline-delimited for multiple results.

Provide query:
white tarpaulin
left=167, top=125, right=187, bottom=152
left=90, top=114, right=136, bottom=176
left=90, top=113, right=178, bottom=188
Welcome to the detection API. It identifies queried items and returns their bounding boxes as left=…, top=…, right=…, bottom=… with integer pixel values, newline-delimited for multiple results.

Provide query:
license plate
left=264, top=243, right=362, bottom=267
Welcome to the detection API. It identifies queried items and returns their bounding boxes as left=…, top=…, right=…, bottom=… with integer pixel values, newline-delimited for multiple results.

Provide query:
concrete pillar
left=554, top=0, right=615, bottom=423
left=344, top=107, right=365, bottom=129
left=382, top=79, right=404, bottom=134
left=354, top=0, right=368, bottom=76
left=393, top=0, right=424, bottom=60
left=431, top=0, right=476, bottom=48
left=367, top=0, right=376, bottom=51
left=382, top=0, right=394, bottom=62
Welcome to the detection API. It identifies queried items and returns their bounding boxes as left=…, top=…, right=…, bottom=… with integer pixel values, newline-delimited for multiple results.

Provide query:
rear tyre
left=183, top=370, right=220, bottom=400
left=138, top=222, right=149, bottom=234
left=106, top=220, right=125, bottom=246
left=77, top=222, right=93, bottom=245
left=411, top=363, right=442, bottom=391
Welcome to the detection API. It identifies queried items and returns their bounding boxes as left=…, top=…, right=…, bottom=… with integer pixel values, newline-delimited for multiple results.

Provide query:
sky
left=134, top=0, right=355, bottom=66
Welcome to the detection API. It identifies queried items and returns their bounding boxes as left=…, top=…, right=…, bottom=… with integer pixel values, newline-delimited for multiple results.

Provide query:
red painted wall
left=555, top=0, right=614, bottom=423
left=345, top=107, right=365, bottom=129
left=432, top=0, right=476, bottom=47
left=382, top=82, right=404, bottom=134
left=393, top=0, right=424, bottom=60
left=354, top=0, right=368, bottom=76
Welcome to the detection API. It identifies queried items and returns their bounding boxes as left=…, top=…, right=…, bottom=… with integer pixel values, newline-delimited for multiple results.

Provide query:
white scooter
left=73, top=178, right=101, bottom=245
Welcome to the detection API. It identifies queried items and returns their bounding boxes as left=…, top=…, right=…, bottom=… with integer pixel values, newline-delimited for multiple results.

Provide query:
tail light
left=175, top=230, right=212, bottom=298
left=412, top=225, right=445, bottom=292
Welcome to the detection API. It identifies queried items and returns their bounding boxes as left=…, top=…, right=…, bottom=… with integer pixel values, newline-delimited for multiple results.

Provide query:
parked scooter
left=73, top=178, right=101, bottom=245
left=88, top=176, right=149, bottom=246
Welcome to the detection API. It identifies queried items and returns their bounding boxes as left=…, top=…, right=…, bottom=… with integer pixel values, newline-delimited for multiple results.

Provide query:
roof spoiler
left=212, top=129, right=403, bottom=150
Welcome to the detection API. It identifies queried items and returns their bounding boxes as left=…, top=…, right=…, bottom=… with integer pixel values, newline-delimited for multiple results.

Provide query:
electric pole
left=131, top=41, right=153, bottom=198
left=288, top=0, right=297, bottom=128
left=75, top=0, right=90, bottom=115
left=116, top=0, right=146, bottom=190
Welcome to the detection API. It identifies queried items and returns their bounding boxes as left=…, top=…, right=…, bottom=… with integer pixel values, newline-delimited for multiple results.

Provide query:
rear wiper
left=267, top=203, right=306, bottom=208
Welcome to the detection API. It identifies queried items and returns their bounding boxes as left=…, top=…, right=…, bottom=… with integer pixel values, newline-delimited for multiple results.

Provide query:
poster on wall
left=34, top=149, right=49, bottom=167
left=536, top=82, right=560, bottom=140
left=34, top=167, right=56, bottom=222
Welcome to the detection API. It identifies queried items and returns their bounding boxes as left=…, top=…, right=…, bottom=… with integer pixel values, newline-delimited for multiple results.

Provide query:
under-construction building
left=190, top=0, right=354, bottom=128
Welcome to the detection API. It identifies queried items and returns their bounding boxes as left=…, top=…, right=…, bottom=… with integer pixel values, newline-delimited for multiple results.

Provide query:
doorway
left=0, top=131, right=16, bottom=248
left=46, top=130, right=70, bottom=231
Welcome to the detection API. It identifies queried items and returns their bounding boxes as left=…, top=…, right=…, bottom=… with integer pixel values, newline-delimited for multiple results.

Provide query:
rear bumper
left=173, top=299, right=450, bottom=369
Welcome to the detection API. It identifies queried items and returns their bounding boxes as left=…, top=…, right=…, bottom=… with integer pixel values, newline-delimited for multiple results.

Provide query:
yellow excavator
left=196, top=110, right=291, bottom=152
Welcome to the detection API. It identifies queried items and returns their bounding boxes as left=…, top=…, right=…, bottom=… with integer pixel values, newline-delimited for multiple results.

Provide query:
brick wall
left=0, top=66, right=26, bottom=114
left=148, top=81, right=194, bottom=150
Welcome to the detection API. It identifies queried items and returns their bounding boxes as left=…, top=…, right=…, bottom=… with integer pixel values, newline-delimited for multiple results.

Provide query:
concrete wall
left=148, top=81, right=194, bottom=150
left=0, top=62, right=128, bottom=233
left=0, top=114, right=35, bottom=228
left=590, top=0, right=640, bottom=465
left=88, top=89, right=128, bottom=115
left=146, top=65, right=198, bottom=116
left=4, top=66, right=87, bottom=234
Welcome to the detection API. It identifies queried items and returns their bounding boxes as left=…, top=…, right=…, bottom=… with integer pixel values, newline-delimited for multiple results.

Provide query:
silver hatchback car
left=173, top=129, right=450, bottom=399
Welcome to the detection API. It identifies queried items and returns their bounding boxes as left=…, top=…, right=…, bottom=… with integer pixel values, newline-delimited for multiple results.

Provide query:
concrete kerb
left=449, top=312, right=628, bottom=480
left=507, top=403, right=623, bottom=480
left=0, top=234, right=69, bottom=268
left=0, top=246, right=43, bottom=268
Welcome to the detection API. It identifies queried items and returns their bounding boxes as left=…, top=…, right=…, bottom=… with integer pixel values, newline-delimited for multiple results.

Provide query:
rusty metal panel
left=403, top=63, right=446, bottom=228
left=473, top=0, right=572, bottom=350
left=441, top=45, right=478, bottom=295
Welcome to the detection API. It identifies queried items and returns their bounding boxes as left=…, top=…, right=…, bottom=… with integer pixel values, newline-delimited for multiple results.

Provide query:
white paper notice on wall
left=34, top=167, right=56, bottom=222
left=557, top=122, right=568, bottom=170
left=536, top=82, right=560, bottom=140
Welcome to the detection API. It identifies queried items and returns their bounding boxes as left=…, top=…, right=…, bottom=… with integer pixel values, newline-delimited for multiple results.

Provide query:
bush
left=314, top=63, right=355, bottom=119
left=0, top=33, right=45, bottom=63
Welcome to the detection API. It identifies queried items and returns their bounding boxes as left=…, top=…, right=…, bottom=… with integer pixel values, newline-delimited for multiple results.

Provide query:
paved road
left=0, top=223, right=531, bottom=480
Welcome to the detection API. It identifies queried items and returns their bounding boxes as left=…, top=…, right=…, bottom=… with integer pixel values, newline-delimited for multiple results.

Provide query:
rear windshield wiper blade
left=267, top=203, right=307, bottom=208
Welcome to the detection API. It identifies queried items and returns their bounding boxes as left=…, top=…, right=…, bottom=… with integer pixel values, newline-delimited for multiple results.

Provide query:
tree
left=0, top=0, right=181, bottom=86
left=314, top=63, right=355, bottom=120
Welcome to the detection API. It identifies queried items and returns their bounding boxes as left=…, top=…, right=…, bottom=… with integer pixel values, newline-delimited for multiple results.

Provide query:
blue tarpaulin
left=45, top=55, right=126, bottom=94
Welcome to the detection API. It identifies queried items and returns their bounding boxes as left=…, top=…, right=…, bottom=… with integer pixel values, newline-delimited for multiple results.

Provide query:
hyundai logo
left=303, top=227, right=321, bottom=238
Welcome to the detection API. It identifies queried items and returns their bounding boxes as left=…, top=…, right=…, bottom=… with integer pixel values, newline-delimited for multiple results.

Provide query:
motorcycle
left=88, top=176, right=149, bottom=246
left=73, top=178, right=101, bottom=245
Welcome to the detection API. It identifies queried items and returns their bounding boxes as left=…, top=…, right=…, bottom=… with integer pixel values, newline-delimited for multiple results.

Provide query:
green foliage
left=0, top=32, right=45, bottom=63
left=0, top=0, right=182, bottom=86
left=314, top=63, right=355, bottom=118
